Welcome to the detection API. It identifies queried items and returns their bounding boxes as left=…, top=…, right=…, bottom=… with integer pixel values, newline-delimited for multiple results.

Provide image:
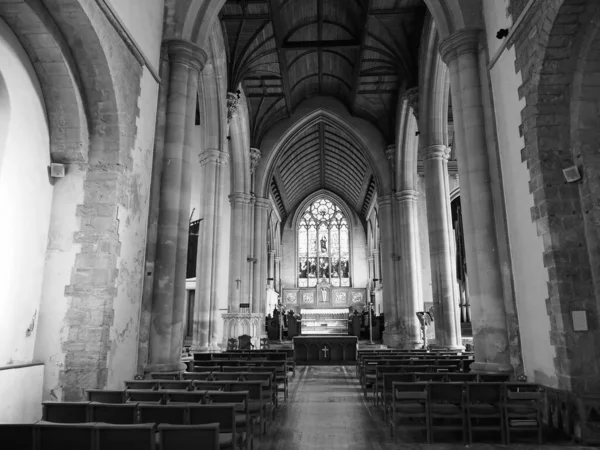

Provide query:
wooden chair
left=227, top=339, right=238, bottom=351
left=466, top=382, right=505, bottom=444
left=150, top=372, right=181, bottom=380
left=158, top=380, right=192, bottom=391
left=0, top=424, right=35, bottom=450
left=389, top=382, right=429, bottom=442
left=381, top=373, right=414, bottom=422
left=206, top=391, right=254, bottom=450
left=479, top=373, right=511, bottom=383
left=446, top=373, right=478, bottom=382
left=166, top=390, right=206, bottom=404
left=86, top=389, right=125, bottom=404
left=89, top=403, right=138, bottom=424
left=158, top=423, right=220, bottom=450
left=193, top=365, right=220, bottom=373
left=36, top=422, right=96, bottom=450
left=229, top=381, right=270, bottom=436
left=413, top=372, right=446, bottom=382
left=238, top=335, right=255, bottom=350
left=125, top=390, right=164, bottom=404
left=428, top=382, right=466, bottom=444
left=504, top=383, right=544, bottom=444
left=95, top=423, right=156, bottom=450
left=42, top=401, right=90, bottom=423
left=182, top=372, right=213, bottom=381
left=138, top=404, right=187, bottom=425
left=189, top=404, right=245, bottom=450
left=124, top=380, right=157, bottom=390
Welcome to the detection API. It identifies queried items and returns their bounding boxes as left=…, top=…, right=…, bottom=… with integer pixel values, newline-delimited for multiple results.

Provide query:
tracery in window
left=298, top=198, right=350, bottom=287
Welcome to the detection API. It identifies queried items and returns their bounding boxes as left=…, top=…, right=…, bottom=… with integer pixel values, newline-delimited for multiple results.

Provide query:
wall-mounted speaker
left=563, top=165, right=582, bottom=183
left=50, top=163, right=65, bottom=178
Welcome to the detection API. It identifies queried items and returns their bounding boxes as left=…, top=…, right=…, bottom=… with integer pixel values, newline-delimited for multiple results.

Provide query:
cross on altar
left=322, top=346, right=329, bottom=358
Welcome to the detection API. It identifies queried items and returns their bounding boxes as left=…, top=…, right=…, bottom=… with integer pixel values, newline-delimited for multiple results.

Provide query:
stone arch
left=422, top=0, right=484, bottom=40
left=0, top=3, right=88, bottom=163
left=256, top=96, right=392, bottom=202
left=518, top=0, right=600, bottom=393
left=164, top=0, right=228, bottom=47
left=0, top=71, right=9, bottom=167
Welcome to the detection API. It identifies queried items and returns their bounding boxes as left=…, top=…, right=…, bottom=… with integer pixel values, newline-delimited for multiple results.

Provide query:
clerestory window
left=297, top=198, right=351, bottom=287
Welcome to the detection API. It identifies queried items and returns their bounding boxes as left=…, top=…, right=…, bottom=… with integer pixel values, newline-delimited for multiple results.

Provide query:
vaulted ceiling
left=220, top=0, right=426, bottom=219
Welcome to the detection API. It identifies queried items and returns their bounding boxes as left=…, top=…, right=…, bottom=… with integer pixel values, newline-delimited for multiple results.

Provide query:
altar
left=282, top=281, right=367, bottom=337
left=293, top=336, right=358, bottom=364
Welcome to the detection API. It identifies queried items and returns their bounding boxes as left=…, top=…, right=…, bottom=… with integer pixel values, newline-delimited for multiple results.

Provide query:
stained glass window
left=297, top=198, right=351, bottom=287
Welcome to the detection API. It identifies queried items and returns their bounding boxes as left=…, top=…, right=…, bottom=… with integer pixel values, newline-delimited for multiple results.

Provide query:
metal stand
left=368, top=301, right=374, bottom=345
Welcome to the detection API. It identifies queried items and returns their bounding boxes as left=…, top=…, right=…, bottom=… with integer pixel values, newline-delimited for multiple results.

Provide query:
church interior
left=2, top=0, right=600, bottom=448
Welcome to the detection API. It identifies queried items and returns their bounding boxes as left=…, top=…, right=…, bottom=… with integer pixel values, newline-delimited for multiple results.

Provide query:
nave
left=258, top=366, right=595, bottom=450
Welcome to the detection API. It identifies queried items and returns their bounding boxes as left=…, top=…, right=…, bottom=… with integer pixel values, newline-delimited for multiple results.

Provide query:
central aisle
left=258, top=365, right=390, bottom=450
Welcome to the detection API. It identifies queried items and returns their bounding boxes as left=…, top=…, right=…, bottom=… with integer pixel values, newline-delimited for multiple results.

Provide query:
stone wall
left=509, top=0, right=600, bottom=394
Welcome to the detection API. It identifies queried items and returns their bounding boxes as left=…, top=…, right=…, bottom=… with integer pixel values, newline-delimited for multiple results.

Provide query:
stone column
left=147, top=40, right=207, bottom=372
left=228, top=193, right=254, bottom=313
left=274, top=256, right=281, bottom=292
left=440, top=29, right=511, bottom=372
left=379, top=195, right=400, bottom=347
left=193, top=149, right=229, bottom=351
left=395, top=190, right=423, bottom=348
left=423, top=145, right=462, bottom=350
left=252, top=197, right=271, bottom=315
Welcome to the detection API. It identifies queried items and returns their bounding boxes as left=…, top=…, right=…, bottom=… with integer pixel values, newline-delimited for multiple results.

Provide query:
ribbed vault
left=270, top=118, right=372, bottom=219
left=220, top=0, right=426, bottom=145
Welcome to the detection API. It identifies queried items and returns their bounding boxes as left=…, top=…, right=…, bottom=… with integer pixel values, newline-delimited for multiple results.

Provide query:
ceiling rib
left=317, top=0, right=323, bottom=92
left=268, top=0, right=292, bottom=116
left=282, top=40, right=360, bottom=49
left=349, top=0, right=371, bottom=114
left=319, top=122, right=325, bottom=188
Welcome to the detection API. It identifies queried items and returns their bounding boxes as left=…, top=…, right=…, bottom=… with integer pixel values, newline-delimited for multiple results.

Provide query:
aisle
left=258, top=365, right=390, bottom=450
left=256, top=366, right=597, bottom=450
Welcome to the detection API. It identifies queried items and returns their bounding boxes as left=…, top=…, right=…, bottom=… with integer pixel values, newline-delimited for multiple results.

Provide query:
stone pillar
left=228, top=193, right=255, bottom=313
left=274, top=256, right=281, bottom=292
left=193, top=149, right=229, bottom=351
left=252, top=197, right=271, bottom=315
left=147, top=40, right=207, bottom=372
left=379, top=195, right=400, bottom=347
left=268, top=250, right=276, bottom=288
left=372, top=249, right=381, bottom=285
left=395, top=190, right=423, bottom=348
left=423, top=145, right=462, bottom=350
left=440, top=29, right=511, bottom=372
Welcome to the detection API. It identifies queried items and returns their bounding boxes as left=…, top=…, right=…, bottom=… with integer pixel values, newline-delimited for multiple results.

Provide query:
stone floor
left=256, top=365, right=596, bottom=450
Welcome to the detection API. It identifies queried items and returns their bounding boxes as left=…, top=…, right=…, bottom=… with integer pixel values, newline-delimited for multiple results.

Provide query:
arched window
left=298, top=198, right=350, bottom=287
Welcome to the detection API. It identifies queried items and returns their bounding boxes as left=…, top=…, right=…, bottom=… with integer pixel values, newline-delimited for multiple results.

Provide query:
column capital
left=250, top=147, right=261, bottom=174
left=269, top=249, right=276, bottom=256
left=439, top=28, right=482, bottom=64
left=164, top=39, right=207, bottom=72
left=227, top=91, right=241, bottom=123
left=395, top=190, right=418, bottom=202
left=385, top=144, right=396, bottom=162
left=229, top=192, right=254, bottom=205
left=274, top=256, right=281, bottom=263
left=199, top=149, right=229, bottom=166
left=405, top=87, right=419, bottom=120
left=423, top=144, right=451, bottom=161
left=254, top=197, right=271, bottom=210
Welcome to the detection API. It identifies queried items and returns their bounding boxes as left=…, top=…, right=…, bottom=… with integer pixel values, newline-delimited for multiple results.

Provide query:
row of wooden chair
left=40, top=401, right=251, bottom=449
left=193, top=351, right=296, bottom=377
left=373, top=371, right=511, bottom=408
left=1, top=421, right=222, bottom=450
left=388, top=381, right=543, bottom=445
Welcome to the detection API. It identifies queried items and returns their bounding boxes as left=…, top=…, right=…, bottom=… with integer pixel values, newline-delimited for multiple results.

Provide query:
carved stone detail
left=227, top=91, right=241, bottom=123
left=250, top=147, right=261, bottom=174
